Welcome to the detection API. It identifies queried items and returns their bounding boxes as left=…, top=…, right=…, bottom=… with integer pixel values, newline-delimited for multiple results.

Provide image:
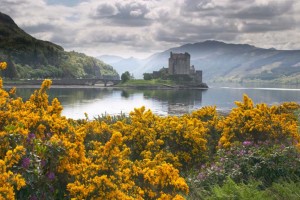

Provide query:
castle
left=145, top=51, right=204, bottom=84
left=168, top=52, right=202, bottom=83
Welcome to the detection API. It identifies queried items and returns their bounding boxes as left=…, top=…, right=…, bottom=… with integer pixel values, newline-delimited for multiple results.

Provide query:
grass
left=118, top=79, right=177, bottom=87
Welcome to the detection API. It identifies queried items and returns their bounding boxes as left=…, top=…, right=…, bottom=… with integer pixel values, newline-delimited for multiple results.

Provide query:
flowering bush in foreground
left=0, top=61, right=300, bottom=199
left=196, top=141, right=300, bottom=188
left=218, top=94, right=300, bottom=148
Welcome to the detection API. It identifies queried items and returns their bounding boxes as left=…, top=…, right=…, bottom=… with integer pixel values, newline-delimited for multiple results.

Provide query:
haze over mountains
left=100, top=41, right=300, bottom=84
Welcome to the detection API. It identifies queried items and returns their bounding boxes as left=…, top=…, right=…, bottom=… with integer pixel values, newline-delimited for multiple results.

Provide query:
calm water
left=9, top=83, right=300, bottom=119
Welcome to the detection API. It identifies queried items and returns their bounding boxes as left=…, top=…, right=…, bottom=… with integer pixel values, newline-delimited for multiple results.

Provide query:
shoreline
left=3, top=84, right=209, bottom=90
left=3, top=81, right=209, bottom=90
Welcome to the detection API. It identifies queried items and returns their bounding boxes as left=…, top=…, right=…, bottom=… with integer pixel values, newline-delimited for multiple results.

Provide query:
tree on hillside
left=3, top=55, right=18, bottom=79
left=121, top=71, right=131, bottom=83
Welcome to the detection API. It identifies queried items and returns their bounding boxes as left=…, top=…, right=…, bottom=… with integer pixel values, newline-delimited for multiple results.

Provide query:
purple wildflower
left=41, top=160, right=46, bottom=168
left=22, top=157, right=30, bottom=169
left=46, top=132, right=52, bottom=138
left=197, top=172, right=206, bottom=180
left=26, top=133, right=35, bottom=143
left=242, top=140, right=253, bottom=146
left=239, top=149, right=246, bottom=156
left=30, top=196, right=38, bottom=200
left=215, top=166, right=223, bottom=172
left=47, top=172, right=55, bottom=180
left=28, top=133, right=35, bottom=139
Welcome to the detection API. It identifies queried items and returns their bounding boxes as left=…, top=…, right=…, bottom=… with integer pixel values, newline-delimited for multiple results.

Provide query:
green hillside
left=0, top=12, right=118, bottom=79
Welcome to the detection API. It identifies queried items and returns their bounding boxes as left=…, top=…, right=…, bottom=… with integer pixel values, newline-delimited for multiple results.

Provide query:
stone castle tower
left=168, top=52, right=202, bottom=83
left=168, top=52, right=191, bottom=75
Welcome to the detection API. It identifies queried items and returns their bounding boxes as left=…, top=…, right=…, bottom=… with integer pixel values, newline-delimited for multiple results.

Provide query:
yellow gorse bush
left=218, top=94, right=300, bottom=148
left=0, top=61, right=299, bottom=199
left=0, top=146, right=26, bottom=200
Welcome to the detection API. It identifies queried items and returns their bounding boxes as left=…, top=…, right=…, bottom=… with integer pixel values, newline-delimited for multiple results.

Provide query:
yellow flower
left=0, top=62, right=7, bottom=70
left=41, top=79, right=52, bottom=89
left=9, top=87, right=16, bottom=95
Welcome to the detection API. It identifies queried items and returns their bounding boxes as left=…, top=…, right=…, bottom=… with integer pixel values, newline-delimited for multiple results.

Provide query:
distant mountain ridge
left=98, top=55, right=143, bottom=77
left=102, top=40, right=300, bottom=84
left=0, top=12, right=118, bottom=79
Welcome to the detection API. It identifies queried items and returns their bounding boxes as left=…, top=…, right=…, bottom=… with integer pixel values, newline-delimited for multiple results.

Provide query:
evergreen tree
left=3, top=55, right=18, bottom=79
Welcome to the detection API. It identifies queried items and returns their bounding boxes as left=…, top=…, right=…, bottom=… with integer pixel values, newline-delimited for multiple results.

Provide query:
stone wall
left=168, top=52, right=191, bottom=75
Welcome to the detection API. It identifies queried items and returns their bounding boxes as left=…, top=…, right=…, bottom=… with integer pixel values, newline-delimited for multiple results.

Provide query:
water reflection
left=11, top=87, right=204, bottom=119
left=8, top=84, right=300, bottom=119
left=142, top=89, right=203, bottom=115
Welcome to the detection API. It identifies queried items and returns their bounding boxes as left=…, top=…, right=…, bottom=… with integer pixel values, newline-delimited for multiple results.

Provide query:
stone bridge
left=17, top=76, right=121, bottom=86
left=52, top=77, right=121, bottom=86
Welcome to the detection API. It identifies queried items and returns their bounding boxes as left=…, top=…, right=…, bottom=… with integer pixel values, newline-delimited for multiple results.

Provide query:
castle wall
left=168, top=52, right=190, bottom=75
left=195, top=70, right=202, bottom=83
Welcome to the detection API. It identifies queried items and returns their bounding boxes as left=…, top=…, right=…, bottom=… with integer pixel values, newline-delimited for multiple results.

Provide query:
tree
left=143, top=73, right=153, bottom=80
left=3, top=55, right=18, bottom=79
left=121, top=71, right=131, bottom=83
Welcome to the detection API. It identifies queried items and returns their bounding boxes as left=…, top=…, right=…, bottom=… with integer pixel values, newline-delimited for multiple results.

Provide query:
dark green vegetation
left=0, top=12, right=118, bottom=79
left=187, top=142, right=300, bottom=199
left=121, top=71, right=133, bottom=83
left=119, top=78, right=208, bottom=89
left=118, top=79, right=176, bottom=87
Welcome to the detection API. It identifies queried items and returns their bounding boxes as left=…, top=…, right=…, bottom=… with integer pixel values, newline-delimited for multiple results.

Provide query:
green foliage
left=2, top=55, right=17, bottom=79
left=189, top=178, right=300, bottom=200
left=194, top=142, right=300, bottom=188
left=206, top=177, right=270, bottom=200
left=16, top=136, right=66, bottom=200
left=267, top=179, right=300, bottom=200
left=94, top=112, right=131, bottom=125
left=119, top=79, right=176, bottom=87
left=121, top=71, right=131, bottom=83
left=143, top=73, right=153, bottom=80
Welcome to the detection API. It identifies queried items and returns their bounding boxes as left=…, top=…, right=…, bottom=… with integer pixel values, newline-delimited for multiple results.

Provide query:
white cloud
left=130, top=9, right=143, bottom=17
left=0, top=0, right=299, bottom=58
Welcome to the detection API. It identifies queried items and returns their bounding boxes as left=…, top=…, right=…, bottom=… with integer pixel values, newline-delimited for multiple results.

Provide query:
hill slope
left=0, top=12, right=118, bottom=79
left=107, top=40, right=300, bottom=84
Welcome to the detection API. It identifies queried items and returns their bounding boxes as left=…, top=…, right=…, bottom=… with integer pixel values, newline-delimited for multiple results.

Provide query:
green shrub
left=267, top=179, right=300, bottom=200
left=206, top=177, right=270, bottom=200
left=195, top=141, right=300, bottom=187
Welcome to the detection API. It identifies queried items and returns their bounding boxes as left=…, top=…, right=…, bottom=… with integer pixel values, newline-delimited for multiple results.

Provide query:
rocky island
left=121, top=51, right=208, bottom=89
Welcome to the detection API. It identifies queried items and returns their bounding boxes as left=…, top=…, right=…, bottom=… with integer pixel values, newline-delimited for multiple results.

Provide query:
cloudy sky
left=1, top=0, right=300, bottom=58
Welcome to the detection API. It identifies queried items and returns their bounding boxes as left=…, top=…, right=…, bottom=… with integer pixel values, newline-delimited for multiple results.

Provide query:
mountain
left=98, top=55, right=124, bottom=64
left=0, top=12, right=118, bottom=79
left=107, top=40, right=300, bottom=84
left=99, top=55, right=143, bottom=77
